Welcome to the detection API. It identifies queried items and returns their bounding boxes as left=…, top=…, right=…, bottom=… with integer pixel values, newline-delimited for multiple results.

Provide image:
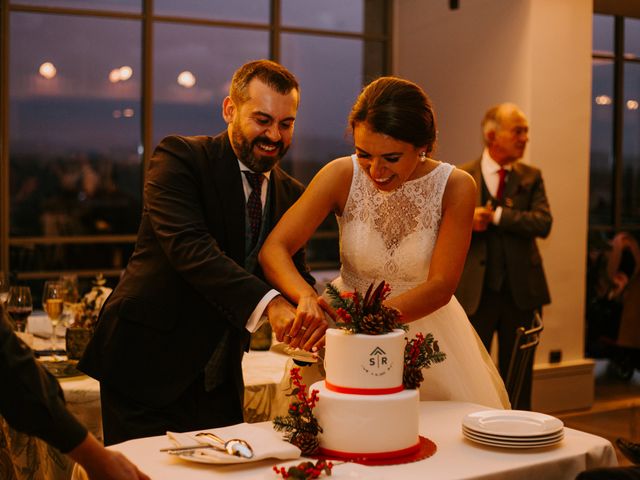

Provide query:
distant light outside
left=177, top=71, right=196, bottom=88
left=119, top=66, right=133, bottom=80
left=39, top=62, right=57, bottom=79
left=109, top=65, right=133, bottom=82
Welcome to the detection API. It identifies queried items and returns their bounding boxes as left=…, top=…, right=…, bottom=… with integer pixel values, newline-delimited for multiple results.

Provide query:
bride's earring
left=419, top=152, right=427, bottom=163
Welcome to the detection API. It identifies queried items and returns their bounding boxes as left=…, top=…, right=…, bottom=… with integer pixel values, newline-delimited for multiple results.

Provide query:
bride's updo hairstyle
left=348, top=76, right=437, bottom=155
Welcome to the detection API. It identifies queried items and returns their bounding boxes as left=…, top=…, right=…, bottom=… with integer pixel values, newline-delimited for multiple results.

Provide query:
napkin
left=28, top=313, right=66, bottom=339
left=166, top=423, right=301, bottom=464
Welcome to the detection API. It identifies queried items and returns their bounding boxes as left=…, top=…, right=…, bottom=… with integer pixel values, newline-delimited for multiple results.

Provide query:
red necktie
left=244, top=171, right=265, bottom=248
left=496, top=168, right=507, bottom=202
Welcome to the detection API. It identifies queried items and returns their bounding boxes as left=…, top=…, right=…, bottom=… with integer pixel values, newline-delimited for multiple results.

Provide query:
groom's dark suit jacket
left=79, top=132, right=313, bottom=408
left=456, top=157, right=552, bottom=315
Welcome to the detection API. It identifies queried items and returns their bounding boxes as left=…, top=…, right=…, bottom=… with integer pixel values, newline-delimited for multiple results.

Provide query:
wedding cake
left=311, top=328, right=420, bottom=459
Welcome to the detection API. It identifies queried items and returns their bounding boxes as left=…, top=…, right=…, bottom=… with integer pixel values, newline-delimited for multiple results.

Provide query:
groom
left=455, top=103, right=552, bottom=410
left=80, top=60, right=325, bottom=445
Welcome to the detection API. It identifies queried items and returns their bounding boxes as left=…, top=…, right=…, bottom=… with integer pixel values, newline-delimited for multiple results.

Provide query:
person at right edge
left=455, top=103, right=552, bottom=411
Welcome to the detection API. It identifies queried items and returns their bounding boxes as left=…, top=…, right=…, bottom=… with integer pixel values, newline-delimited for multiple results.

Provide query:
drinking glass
left=6, top=286, right=32, bottom=332
left=59, top=274, right=79, bottom=325
left=43, top=281, right=64, bottom=341
left=0, top=272, right=9, bottom=307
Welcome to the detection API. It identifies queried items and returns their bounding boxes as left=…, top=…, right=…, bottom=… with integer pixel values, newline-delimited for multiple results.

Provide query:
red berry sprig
left=273, top=459, right=333, bottom=479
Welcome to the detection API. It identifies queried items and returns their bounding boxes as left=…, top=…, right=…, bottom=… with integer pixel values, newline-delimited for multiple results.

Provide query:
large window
left=587, top=6, right=640, bottom=360
left=590, top=13, right=640, bottom=237
left=0, top=0, right=391, bottom=291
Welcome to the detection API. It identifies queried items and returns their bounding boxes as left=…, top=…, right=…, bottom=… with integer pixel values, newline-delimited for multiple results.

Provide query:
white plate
left=462, top=425, right=564, bottom=443
left=463, top=430, right=564, bottom=449
left=462, top=410, right=564, bottom=438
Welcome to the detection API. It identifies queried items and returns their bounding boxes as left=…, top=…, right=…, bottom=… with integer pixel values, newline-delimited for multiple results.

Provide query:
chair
left=505, top=312, right=543, bottom=409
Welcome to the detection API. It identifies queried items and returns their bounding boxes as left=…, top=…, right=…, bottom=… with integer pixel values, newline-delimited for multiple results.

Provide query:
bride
left=259, top=76, right=509, bottom=409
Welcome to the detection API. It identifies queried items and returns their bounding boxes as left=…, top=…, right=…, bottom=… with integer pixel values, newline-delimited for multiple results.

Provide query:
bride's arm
left=259, top=157, right=352, bottom=346
left=386, top=168, right=476, bottom=322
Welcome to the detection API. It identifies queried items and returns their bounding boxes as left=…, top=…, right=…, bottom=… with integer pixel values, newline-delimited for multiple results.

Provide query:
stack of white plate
left=462, top=410, right=564, bottom=449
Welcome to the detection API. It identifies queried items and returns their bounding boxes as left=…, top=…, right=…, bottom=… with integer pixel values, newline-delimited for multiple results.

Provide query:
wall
left=394, top=0, right=594, bottom=411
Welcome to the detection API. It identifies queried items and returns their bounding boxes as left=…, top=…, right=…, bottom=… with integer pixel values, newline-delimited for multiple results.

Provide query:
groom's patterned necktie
left=244, top=171, right=265, bottom=249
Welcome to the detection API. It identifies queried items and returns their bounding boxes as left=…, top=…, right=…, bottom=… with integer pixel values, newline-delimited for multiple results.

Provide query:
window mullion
left=142, top=0, right=153, bottom=184
left=270, top=0, right=280, bottom=62
left=613, top=15, right=625, bottom=231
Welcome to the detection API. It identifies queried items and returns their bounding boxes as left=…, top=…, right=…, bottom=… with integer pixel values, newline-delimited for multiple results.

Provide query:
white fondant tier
left=312, top=380, right=420, bottom=455
left=323, top=328, right=406, bottom=392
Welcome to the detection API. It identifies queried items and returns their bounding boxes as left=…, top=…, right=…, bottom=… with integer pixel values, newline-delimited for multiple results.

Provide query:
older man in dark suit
left=456, top=103, right=552, bottom=410
left=80, top=60, right=327, bottom=445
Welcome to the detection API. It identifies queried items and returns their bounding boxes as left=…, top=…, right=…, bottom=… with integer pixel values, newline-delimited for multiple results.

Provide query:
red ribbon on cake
left=325, top=380, right=404, bottom=395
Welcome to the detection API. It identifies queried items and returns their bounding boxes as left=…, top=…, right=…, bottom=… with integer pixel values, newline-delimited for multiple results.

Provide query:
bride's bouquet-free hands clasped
left=327, top=280, right=446, bottom=389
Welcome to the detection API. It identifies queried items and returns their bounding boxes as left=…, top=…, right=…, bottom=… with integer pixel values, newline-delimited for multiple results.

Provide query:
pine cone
left=292, top=431, right=320, bottom=455
left=381, top=306, right=401, bottom=331
left=403, top=366, right=424, bottom=389
left=359, top=313, right=386, bottom=335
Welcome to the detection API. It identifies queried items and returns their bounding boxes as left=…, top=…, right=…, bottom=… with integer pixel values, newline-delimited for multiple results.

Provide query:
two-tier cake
left=311, top=328, right=420, bottom=459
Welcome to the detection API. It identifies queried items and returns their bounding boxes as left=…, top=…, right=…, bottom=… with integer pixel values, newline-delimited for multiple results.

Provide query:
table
left=77, top=401, right=616, bottom=480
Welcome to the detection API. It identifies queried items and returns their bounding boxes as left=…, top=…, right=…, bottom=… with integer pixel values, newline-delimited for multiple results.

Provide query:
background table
left=81, top=401, right=616, bottom=480
left=26, top=313, right=296, bottom=441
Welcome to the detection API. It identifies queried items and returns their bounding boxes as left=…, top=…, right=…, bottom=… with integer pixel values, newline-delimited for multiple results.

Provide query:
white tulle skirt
left=407, top=296, right=510, bottom=409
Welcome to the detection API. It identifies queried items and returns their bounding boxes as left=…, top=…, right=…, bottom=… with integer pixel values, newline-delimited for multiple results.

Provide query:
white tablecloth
left=74, top=401, right=616, bottom=480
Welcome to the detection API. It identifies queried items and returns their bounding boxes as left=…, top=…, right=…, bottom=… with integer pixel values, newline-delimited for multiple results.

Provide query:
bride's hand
left=317, top=296, right=337, bottom=322
left=287, top=295, right=328, bottom=351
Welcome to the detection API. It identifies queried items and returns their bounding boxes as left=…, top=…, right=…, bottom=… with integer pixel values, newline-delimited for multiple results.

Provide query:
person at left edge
left=79, top=60, right=327, bottom=446
left=0, top=305, right=150, bottom=480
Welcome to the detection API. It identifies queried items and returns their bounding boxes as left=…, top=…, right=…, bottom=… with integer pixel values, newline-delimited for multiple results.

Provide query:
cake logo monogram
left=361, top=346, right=393, bottom=376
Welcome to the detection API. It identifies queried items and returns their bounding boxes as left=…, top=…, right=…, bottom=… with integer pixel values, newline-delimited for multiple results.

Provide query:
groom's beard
left=231, top=125, right=289, bottom=173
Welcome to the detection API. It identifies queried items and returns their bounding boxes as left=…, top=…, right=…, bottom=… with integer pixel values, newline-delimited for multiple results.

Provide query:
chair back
left=505, top=312, right=543, bottom=409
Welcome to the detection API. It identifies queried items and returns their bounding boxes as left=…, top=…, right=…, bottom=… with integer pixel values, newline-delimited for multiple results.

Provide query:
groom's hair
left=230, top=60, right=299, bottom=106
left=349, top=76, right=437, bottom=155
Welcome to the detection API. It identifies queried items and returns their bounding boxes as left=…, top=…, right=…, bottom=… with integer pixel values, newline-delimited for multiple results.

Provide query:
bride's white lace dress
left=329, top=155, right=510, bottom=409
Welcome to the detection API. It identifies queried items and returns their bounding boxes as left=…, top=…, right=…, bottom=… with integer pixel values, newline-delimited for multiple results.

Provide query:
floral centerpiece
left=273, top=367, right=322, bottom=455
left=69, top=273, right=112, bottom=331
left=65, top=274, right=111, bottom=360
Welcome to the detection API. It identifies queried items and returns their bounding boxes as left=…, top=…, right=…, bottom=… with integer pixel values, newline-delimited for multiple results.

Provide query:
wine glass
left=0, top=272, right=9, bottom=307
left=43, top=281, right=64, bottom=342
left=6, top=286, right=32, bottom=333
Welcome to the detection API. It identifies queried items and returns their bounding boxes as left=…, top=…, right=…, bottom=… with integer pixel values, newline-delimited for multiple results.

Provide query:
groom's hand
left=265, top=295, right=296, bottom=343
